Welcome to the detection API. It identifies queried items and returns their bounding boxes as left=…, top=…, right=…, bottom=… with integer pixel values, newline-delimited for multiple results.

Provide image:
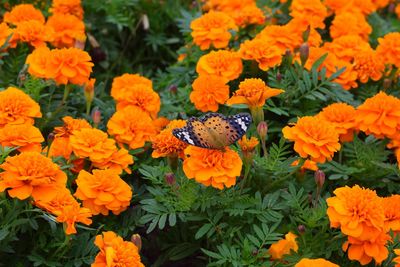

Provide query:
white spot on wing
left=236, top=118, right=247, bottom=131
left=183, top=132, right=194, bottom=145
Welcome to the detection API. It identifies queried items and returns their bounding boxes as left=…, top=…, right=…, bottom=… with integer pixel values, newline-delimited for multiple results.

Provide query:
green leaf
left=195, top=223, right=213, bottom=239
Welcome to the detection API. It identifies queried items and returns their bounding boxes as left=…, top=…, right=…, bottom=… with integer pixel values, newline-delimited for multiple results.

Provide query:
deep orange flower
left=226, top=78, right=284, bottom=108
left=268, top=232, right=298, bottom=260
left=239, top=39, right=284, bottom=71
left=396, top=4, right=400, bottom=19
left=324, top=35, right=371, bottom=62
left=190, top=75, right=230, bottom=112
left=295, top=258, right=339, bottom=267
left=26, top=46, right=53, bottom=79
left=282, top=116, right=340, bottom=163
left=92, top=231, right=144, bottom=267
left=152, top=120, right=188, bottom=159
left=46, top=14, right=86, bottom=48
left=3, top=4, right=45, bottom=25
left=107, top=106, right=157, bottom=150
left=255, top=24, right=301, bottom=53
left=382, top=195, right=400, bottom=234
left=238, top=136, right=259, bottom=154
left=289, top=0, right=328, bottom=29
left=0, top=152, right=67, bottom=201
left=196, top=50, right=243, bottom=82
left=372, top=0, right=390, bottom=8
left=394, top=249, right=400, bottom=267
left=75, top=169, right=132, bottom=215
left=92, top=148, right=134, bottom=174
left=324, top=0, right=376, bottom=15
left=286, top=18, right=323, bottom=48
left=111, top=73, right=153, bottom=102
left=376, top=32, right=400, bottom=68
left=327, top=185, right=384, bottom=240
left=153, top=116, right=170, bottom=133
left=50, top=0, right=84, bottom=19
left=316, top=103, right=357, bottom=142
left=183, top=146, right=242, bottom=190
left=35, top=188, right=92, bottom=235
left=291, top=159, right=318, bottom=171
left=10, top=20, right=54, bottom=48
left=190, top=11, right=237, bottom=50
left=0, top=124, right=44, bottom=152
left=330, top=12, right=372, bottom=40
left=0, top=22, right=13, bottom=48
left=0, top=87, right=42, bottom=128
left=353, top=49, right=385, bottom=83
left=354, top=92, right=400, bottom=139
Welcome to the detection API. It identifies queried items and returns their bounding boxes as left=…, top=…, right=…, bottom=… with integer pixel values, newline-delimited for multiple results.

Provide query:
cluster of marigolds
left=1, top=0, right=400, bottom=266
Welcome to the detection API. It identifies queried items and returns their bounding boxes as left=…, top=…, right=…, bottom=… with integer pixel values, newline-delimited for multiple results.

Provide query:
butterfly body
left=173, top=113, right=252, bottom=150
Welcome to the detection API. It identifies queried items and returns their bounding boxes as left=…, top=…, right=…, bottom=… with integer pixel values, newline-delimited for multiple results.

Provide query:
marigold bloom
left=50, top=0, right=84, bottom=19
left=46, top=47, right=94, bottom=85
left=353, top=49, right=385, bottom=83
left=183, top=146, right=242, bottom=190
left=382, top=195, right=400, bottom=234
left=92, top=148, right=134, bottom=174
left=239, top=39, right=284, bottom=71
left=10, top=20, right=53, bottom=48
left=152, top=120, right=188, bottom=159
left=190, top=75, right=230, bottom=112
left=354, top=92, right=400, bottom=139
left=268, top=232, right=298, bottom=260
left=153, top=117, right=170, bottom=133
left=324, top=35, right=371, bottom=62
left=394, top=249, right=400, bottom=267
left=46, top=14, right=85, bottom=48
left=226, top=78, right=284, bottom=108
left=327, top=185, right=384, bottom=240
left=111, top=73, right=153, bottom=102
left=295, top=258, right=339, bottom=267
left=372, top=0, right=390, bottom=8
left=324, top=0, right=376, bottom=15
left=196, top=50, right=243, bottom=82
left=75, top=169, right=132, bottom=215
left=230, top=4, right=265, bottom=26
left=26, top=46, right=53, bottom=79
left=107, top=106, right=157, bottom=150
left=291, top=159, right=318, bottom=171
left=238, top=136, right=259, bottom=154
left=0, top=23, right=13, bottom=48
left=92, top=231, right=144, bottom=267
left=0, top=87, right=42, bottom=128
left=0, top=152, right=67, bottom=201
left=330, top=12, right=372, bottom=40
left=3, top=4, right=45, bottom=25
left=289, top=0, right=328, bottom=29
left=255, top=24, right=301, bottom=53
left=283, top=116, right=340, bottom=163
left=396, top=4, right=400, bottom=19
left=0, top=124, right=44, bottom=152
left=376, top=32, right=400, bottom=68
left=190, top=11, right=237, bottom=50
left=316, top=103, right=357, bottom=142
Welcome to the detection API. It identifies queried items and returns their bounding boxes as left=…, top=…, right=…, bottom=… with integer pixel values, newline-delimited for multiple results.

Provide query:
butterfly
left=172, top=112, right=252, bottom=150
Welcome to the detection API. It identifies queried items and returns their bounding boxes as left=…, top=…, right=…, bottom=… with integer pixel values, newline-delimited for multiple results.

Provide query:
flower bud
left=257, top=121, right=268, bottom=140
left=169, top=84, right=178, bottom=95
left=47, top=132, right=55, bottom=143
left=314, top=170, right=325, bottom=189
left=131, top=234, right=142, bottom=251
left=91, top=107, right=101, bottom=126
left=84, top=78, right=95, bottom=104
left=302, top=25, right=310, bottom=42
left=141, top=14, right=150, bottom=31
left=276, top=72, right=282, bottom=82
left=299, top=43, right=309, bottom=66
left=388, top=3, right=396, bottom=13
left=383, top=78, right=392, bottom=90
left=297, top=224, right=306, bottom=234
left=165, top=173, right=176, bottom=185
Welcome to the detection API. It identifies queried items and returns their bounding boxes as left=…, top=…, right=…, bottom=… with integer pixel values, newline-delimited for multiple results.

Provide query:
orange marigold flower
left=0, top=87, right=41, bottom=128
left=283, top=116, right=340, bottom=163
left=92, top=231, right=144, bottom=267
left=152, top=120, right=188, bottom=159
left=196, top=50, right=243, bottom=82
left=256, top=24, right=301, bottom=53
left=190, top=75, right=230, bottom=112
left=3, top=4, right=45, bottom=25
left=238, top=136, right=259, bottom=154
left=226, top=78, right=284, bottom=108
left=10, top=20, right=54, bottom=48
left=111, top=73, right=153, bottom=102
left=295, top=258, right=339, bottom=267
left=286, top=19, right=323, bottom=48
left=47, top=47, right=94, bottom=85
left=372, top=0, right=390, bottom=8
left=396, top=4, right=400, bottom=19
left=376, top=32, right=400, bottom=68
left=394, top=249, right=400, bottom=267
left=239, top=39, right=284, bottom=71
left=183, top=146, right=242, bottom=190
left=342, top=232, right=390, bottom=265
left=353, top=49, right=385, bottom=83
left=324, top=0, right=376, bottom=15
left=35, top=188, right=92, bottom=235
left=46, top=14, right=85, bottom=48
left=0, top=124, right=44, bottom=152
left=0, top=22, right=13, bottom=48
left=190, top=11, right=237, bottom=50
left=107, top=106, right=157, bottom=150
left=92, top=148, right=134, bottom=175
left=153, top=116, right=170, bottom=133
left=268, top=232, right=298, bottom=260
left=316, top=103, right=357, bottom=142
left=75, top=169, right=132, bottom=215
left=324, top=35, right=371, bottom=62
left=289, top=0, right=328, bottom=29
left=26, top=46, right=53, bottom=79
left=327, top=185, right=385, bottom=240
left=354, top=92, right=400, bottom=139
left=382, top=195, right=400, bottom=234
left=291, top=159, right=318, bottom=171
left=230, top=4, right=265, bottom=27
left=0, top=152, right=67, bottom=202
left=330, top=12, right=372, bottom=40
left=50, top=0, right=84, bottom=19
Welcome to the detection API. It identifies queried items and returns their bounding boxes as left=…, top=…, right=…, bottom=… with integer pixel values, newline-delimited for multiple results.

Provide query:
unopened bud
left=131, top=234, right=142, bottom=251
left=297, top=224, right=306, bottom=234
left=314, top=170, right=325, bottom=189
left=252, top=249, right=258, bottom=256
left=84, top=78, right=95, bottom=103
left=165, top=173, right=176, bottom=185
left=91, top=107, right=101, bottom=126
left=47, top=132, right=55, bottom=143
left=169, top=84, right=178, bottom=94
left=302, top=25, right=311, bottom=42
left=276, top=72, right=282, bottom=82
left=383, top=78, right=392, bottom=90
left=257, top=121, right=268, bottom=140
left=388, top=3, right=396, bottom=13
left=299, top=43, right=309, bottom=66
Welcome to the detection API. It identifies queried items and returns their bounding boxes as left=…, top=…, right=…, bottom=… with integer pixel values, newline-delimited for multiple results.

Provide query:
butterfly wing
left=227, top=113, right=252, bottom=139
left=172, top=118, right=215, bottom=149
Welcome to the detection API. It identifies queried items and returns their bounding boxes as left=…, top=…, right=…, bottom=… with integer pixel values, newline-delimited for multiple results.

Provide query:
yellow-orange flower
left=239, top=39, right=284, bottom=71
left=0, top=124, right=44, bottom=152
left=396, top=4, right=400, bottom=19
left=353, top=49, right=385, bottom=83
left=190, top=75, right=230, bottom=112
left=324, top=35, right=371, bottom=62
left=50, top=0, right=84, bottom=19
left=3, top=4, right=45, bottom=25
left=295, top=258, right=339, bottom=267
left=238, top=136, right=259, bottom=154
left=289, top=0, right=328, bottom=29
left=92, top=231, right=144, bottom=267
left=324, top=0, right=376, bottom=15
left=354, top=92, right=400, bottom=139
left=283, top=116, right=340, bottom=163
left=183, top=146, right=242, bottom=190
left=26, top=46, right=53, bottom=79
left=316, top=103, right=357, bottom=142
left=256, top=24, right=301, bottom=53
left=190, top=11, right=237, bottom=50
left=268, top=232, right=298, bottom=260
left=327, top=185, right=384, bottom=240
left=229, top=4, right=265, bottom=27
left=394, top=249, right=400, bottom=267
left=111, top=73, right=153, bottom=102
left=107, top=106, right=157, bottom=150
left=10, top=20, right=53, bottom=48
left=196, top=50, right=243, bottom=82
left=152, top=120, right=188, bottom=159
left=226, top=78, right=284, bottom=108
left=0, top=87, right=42, bottom=128
left=382, top=195, right=400, bottom=234
left=92, top=148, right=134, bottom=174
left=46, top=14, right=86, bottom=48
left=75, top=169, right=132, bottom=215
left=330, top=12, right=372, bottom=40
left=0, top=22, right=13, bottom=48
left=0, top=152, right=67, bottom=201
left=376, top=32, right=400, bottom=68
left=291, top=159, right=318, bottom=171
